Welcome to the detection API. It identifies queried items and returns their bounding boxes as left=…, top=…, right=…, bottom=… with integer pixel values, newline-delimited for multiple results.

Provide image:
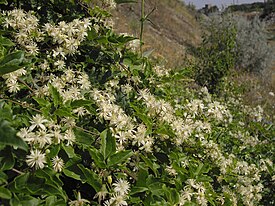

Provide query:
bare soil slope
left=112, top=0, right=201, bottom=67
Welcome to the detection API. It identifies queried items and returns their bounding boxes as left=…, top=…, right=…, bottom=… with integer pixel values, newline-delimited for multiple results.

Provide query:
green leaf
left=71, top=99, right=94, bottom=108
left=49, top=84, right=62, bottom=107
left=100, top=129, right=116, bottom=160
left=33, top=97, right=51, bottom=107
left=0, top=186, right=12, bottom=199
left=13, top=173, right=29, bottom=191
left=0, top=171, right=8, bottom=185
left=88, top=148, right=106, bottom=168
left=54, top=107, right=73, bottom=117
left=45, top=196, right=66, bottom=206
left=117, top=35, right=136, bottom=44
left=77, top=164, right=102, bottom=192
left=147, top=181, right=165, bottom=196
left=64, top=156, right=81, bottom=168
left=47, top=145, right=60, bottom=159
left=35, top=168, right=63, bottom=187
left=130, top=186, right=148, bottom=195
left=10, top=195, right=41, bottom=206
left=0, top=0, right=7, bottom=5
left=107, top=150, right=133, bottom=167
left=0, top=148, right=15, bottom=171
left=62, top=145, right=76, bottom=158
left=0, top=119, right=28, bottom=151
left=0, top=45, right=6, bottom=59
left=0, top=51, right=25, bottom=75
left=130, top=103, right=152, bottom=130
left=96, top=36, right=108, bottom=44
left=155, top=124, right=174, bottom=137
left=136, top=163, right=148, bottom=187
left=43, top=184, right=67, bottom=200
left=194, top=162, right=211, bottom=180
left=87, top=28, right=98, bottom=41
left=0, top=36, right=14, bottom=47
left=63, top=169, right=82, bottom=181
left=140, top=155, right=159, bottom=177
left=197, top=175, right=213, bottom=182
left=163, top=187, right=179, bottom=205
left=74, top=128, right=96, bottom=146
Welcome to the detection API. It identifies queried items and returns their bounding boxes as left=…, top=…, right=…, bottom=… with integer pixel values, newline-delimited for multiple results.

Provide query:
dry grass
left=111, top=0, right=201, bottom=68
left=232, top=69, right=275, bottom=122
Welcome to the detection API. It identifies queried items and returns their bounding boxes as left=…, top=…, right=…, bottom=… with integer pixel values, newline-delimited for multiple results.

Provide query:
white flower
left=39, top=60, right=50, bottom=71
left=54, top=60, right=66, bottom=70
left=69, top=192, right=90, bottom=206
left=25, top=41, right=39, bottom=55
left=64, top=129, right=76, bottom=146
left=35, top=129, right=53, bottom=148
left=73, top=107, right=89, bottom=117
left=61, top=117, right=76, bottom=128
left=26, top=149, right=47, bottom=169
left=94, top=184, right=108, bottom=203
left=77, top=73, right=91, bottom=90
left=113, top=179, right=130, bottom=196
left=51, top=128, right=64, bottom=144
left=179, top=187, right=193, bottom=205
left=17, top=127, right=29, bottom=140
left=52, top=156, right=64, bottom=172
left=165, top=165, right=178, bottom=176
left=29, top=114, right=48, bottom=131
left=7, top=81, right=21, bottom=93
left=109, top=194, right=127, bottom=206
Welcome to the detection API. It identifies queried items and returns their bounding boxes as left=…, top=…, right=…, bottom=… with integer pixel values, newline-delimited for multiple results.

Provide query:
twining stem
left=0, top=96, right=41, bottom=113
left=0, top=96, right=98, bottom=136
left=18, top=78, right=34, bottom=93
left=139, top=0, right=145, bottom=54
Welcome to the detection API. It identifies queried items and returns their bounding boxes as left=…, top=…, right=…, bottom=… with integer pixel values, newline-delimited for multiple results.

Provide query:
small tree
left=195, top=14, right=237, bottom=93
left=195, top=13, right=274, bottom=94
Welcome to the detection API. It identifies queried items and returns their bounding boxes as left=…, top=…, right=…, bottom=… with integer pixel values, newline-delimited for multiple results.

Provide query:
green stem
left=12, top=168, right=24, bottom=175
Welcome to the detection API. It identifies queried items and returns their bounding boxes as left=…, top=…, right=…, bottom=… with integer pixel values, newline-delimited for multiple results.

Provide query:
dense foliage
left=0, top=0, right=274, bottom=206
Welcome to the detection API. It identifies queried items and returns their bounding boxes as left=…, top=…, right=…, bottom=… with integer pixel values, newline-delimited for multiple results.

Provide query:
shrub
left=233, top=15, right=274, bottom=73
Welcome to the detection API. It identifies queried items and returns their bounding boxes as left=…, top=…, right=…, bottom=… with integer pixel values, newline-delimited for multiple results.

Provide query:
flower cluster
left=179, top=179, right=208, bottom=206
left=153, top=65, right=170, bottom=77
left=3, top=9, right=44, bottom=55
left=2, top=68, right=26, bottom=93
left=229, top=130, right=260, bottom=147
left=103, top=179, right=130, bottom=206
left=44, top=18, right=91, bottom=58
left=139, top=89, right=212, bottom=145
left=17, top=114, right=75, bottom=171
left=92, top=89, right=154, bottom=152
left=102, top=0, right=117, bottom=10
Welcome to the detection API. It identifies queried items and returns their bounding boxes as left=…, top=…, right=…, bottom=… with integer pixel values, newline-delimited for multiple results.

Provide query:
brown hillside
left=111, top=0, right=201, bottom=67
